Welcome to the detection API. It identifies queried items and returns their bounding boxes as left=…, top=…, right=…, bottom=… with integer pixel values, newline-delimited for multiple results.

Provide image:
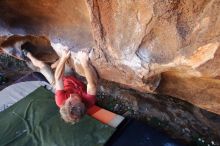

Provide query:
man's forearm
left=55, top=58, right=66, bottom=81
left=82, top=62, right=97, bottom=94
left=54, top=49, right=70, bottom=90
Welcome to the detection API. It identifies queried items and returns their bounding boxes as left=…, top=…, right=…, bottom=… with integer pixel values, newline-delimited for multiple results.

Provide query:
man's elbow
left=87, top=83, right=97, bottom=95
left=54, top=75, right=59, bottom=82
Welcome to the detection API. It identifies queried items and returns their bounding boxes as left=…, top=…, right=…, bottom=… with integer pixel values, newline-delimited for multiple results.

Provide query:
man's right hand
left=61, top=48, right=71, bottom=61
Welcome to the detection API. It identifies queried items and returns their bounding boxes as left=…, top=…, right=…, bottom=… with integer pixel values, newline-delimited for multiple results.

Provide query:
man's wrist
left=60, top=57, right=67, bottom=63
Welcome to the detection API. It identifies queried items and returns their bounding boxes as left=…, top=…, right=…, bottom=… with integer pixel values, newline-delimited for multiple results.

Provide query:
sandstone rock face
left=0, top=0, right=94, bottom=50
left=0, top=0, right=220, bottom=115
left=86, top=0, right=220, bottom=115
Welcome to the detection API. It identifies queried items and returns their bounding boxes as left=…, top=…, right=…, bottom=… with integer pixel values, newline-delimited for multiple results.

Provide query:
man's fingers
left=67, top=51, right=71, bottom=57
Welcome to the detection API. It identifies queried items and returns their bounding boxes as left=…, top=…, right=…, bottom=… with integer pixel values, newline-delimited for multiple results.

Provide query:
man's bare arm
left=54, top=50, right=70, bottom=90
left=79, top=51, right=98, bottom=95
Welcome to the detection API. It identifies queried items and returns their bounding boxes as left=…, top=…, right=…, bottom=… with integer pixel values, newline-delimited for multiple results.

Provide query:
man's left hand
left=77, top=51, right=89, bottom=67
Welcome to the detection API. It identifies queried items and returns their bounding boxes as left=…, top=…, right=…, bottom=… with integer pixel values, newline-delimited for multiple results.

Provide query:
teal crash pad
left=0, top=86, right=115, bottom=146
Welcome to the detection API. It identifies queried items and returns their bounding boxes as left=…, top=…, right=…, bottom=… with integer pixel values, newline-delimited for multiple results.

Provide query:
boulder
left=86, top=0, right=220, bottom=115
left=0, top=0, right=220, bottom=115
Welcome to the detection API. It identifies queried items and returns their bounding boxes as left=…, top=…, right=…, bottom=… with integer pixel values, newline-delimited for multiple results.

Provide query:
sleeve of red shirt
left=55, top=90, right=68, bottom=108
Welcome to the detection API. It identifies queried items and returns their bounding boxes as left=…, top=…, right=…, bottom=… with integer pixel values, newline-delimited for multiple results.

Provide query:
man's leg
left=27, top=53, right=55, bottom=86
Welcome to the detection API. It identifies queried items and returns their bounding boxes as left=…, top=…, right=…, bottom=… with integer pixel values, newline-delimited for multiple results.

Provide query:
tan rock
left=0, top=0, right=220, bottom=115
left=86, top=0, right=220, bottom=115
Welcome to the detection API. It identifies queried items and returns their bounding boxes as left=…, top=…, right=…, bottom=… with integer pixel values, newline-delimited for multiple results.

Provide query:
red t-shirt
left=55, top=76, right=96, bottom=108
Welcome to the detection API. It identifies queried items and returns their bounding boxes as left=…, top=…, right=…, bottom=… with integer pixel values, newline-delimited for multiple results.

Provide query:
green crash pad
left=0, top=86, right=115, bottom=146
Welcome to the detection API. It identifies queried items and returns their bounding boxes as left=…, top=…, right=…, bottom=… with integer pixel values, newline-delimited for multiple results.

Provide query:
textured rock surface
left=97, top=79, right=220, bottom=145
left=86, top=0, right=220, bottom=115
left=1, top=35, right=59, bottom=63
left=0, top=0, right=94, bottom=50
left=0, top=0, right=220, bottom=115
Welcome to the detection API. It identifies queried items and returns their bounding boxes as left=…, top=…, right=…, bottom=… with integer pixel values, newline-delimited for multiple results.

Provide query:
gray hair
left=60, top=101, right=86, bottom=124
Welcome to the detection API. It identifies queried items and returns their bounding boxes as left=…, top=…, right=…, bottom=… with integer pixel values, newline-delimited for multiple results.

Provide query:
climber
left=54, top=49, right=98, bottom=124
left=23, top=47, right=98, bottom=124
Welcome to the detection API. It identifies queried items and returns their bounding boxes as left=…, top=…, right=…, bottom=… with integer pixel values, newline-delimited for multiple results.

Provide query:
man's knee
left=40, top=64, right=55, bottom=85
left=38, top=61, right=47, bottom=69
